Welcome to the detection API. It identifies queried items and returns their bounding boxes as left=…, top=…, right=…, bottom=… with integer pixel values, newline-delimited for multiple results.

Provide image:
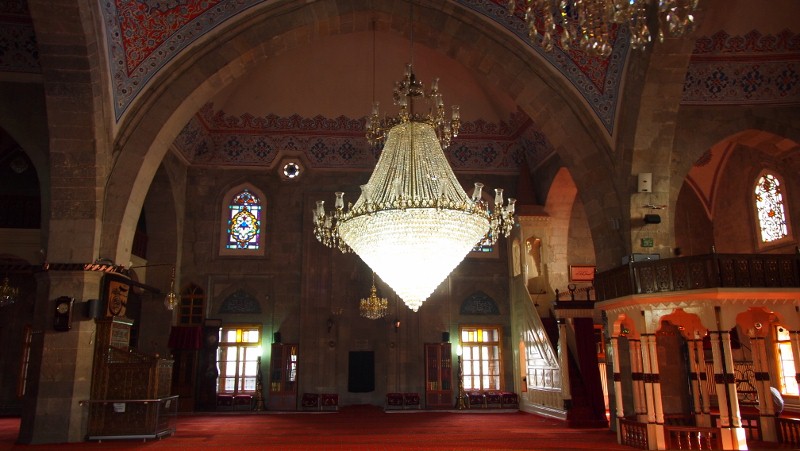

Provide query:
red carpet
left=0, top=406, right=634, bottom=450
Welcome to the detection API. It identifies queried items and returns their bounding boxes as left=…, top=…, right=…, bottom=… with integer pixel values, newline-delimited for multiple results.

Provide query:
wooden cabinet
left=424, top=343, right=452, bottom=409
left=268, top=343, right=298, bottom=410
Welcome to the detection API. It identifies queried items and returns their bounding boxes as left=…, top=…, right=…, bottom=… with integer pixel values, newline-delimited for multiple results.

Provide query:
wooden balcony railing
left=777, top=417, right=800, bottom=447
left=664, top=425, right=723, bottom=450
left=595, top=252, right=800, bottom=301
left=619, top=417, right=649, bottom=449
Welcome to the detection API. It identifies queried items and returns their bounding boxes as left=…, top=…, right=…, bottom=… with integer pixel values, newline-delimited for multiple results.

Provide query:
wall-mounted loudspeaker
left=644, top=214, right=661, bottom=224
left=638, top=173, right=652, bottom=193
left=84, top=298, right=101, bottom=319
left=274, top=332, right=282, bottom=343
left=442, top=332, right=450, bottom=343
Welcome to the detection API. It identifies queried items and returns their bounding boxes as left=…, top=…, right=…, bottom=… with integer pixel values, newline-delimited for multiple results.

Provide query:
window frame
left=217, top=324, right=262, bottom=395
left=219, top=184, right=267, bottom=257
left=459, top=324, right=504, bottom=391
left=178, top=283, right=205, bottom=326
left=774, top=325, right=798, bottom=397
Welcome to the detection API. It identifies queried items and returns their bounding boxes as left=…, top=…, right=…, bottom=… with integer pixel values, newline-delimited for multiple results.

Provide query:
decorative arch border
left=460, top=290, right=500, bottom=315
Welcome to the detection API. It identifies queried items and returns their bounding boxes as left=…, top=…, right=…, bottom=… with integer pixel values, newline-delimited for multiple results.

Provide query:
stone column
left=640, top=333, right=665, bottom=450
left=709, top=329, right=747, bottom=450
left=629, top=339, right=646, bottom=421
left=686, top=338, right=704, bottom=425
left=750, top=334, right=777, bottom=441
left=17, top=269, right=103, bottom=444
left=611, top=336, right=625, bottom=443
left=691, top=336, right=711, bottom=427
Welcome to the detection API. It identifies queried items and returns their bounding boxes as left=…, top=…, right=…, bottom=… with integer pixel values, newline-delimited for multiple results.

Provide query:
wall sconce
left=394, top=319, right=401, bottom=332
left=0, top=275, right=19, bottom=307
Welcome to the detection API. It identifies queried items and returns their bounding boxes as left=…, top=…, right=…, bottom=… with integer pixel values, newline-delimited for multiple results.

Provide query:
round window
left=283, top=162, right=301, bottom=179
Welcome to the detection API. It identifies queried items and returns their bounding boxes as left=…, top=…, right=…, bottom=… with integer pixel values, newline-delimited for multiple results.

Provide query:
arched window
left=178, top=284, right=205, bottom=326
left=754, top=172, right=789, bottom=243
left=219, top=185, right=266, bottom=256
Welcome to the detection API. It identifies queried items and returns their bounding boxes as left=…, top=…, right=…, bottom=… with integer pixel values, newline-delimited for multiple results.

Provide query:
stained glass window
left=226, top=189, right=262, bottom=250
left=754, top=173, right=788, bottom=243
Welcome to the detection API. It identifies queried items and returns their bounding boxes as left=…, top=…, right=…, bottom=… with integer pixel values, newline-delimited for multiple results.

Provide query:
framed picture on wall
left=569, top=265, right=595, bottom=282
left=102, top=273, right=131, bottom=317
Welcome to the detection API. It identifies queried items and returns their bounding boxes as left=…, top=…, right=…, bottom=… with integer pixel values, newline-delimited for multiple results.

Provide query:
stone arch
left=613, top=313, right=639, bottom=340
left=24, top=0, right=111, bottom=263
left=97, top=0, right=621, bottom=266
left=543, top=167, right=579, bottom=289
left=736, top=307, right=784, bottom=339
left=659, top=308, right=709, bottom=341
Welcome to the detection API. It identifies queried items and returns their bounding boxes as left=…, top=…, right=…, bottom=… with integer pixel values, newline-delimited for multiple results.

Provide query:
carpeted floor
left=0, top=406, right=793, bottom=450
left=1, top=405, right=634, bottom=450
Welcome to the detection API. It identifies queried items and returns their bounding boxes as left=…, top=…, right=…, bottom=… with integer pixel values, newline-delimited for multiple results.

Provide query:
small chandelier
left=164, top=266, right=180, bottom=311
left=313, top=65, right=516, bottom=312
left=506, top=0, right=698, bottom=56
left=360, top=273, right=388, bottom=320
left=0, top=276, right=19, bottom=307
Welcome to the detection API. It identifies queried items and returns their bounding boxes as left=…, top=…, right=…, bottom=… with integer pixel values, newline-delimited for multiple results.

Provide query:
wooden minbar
left=87, top=317, right=175, bottom=441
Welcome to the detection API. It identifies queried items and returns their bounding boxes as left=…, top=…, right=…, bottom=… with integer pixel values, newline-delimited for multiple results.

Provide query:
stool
left=466, top=391, right=485, bottom=409
left=403, top=393, right=420, bottom=409
left=320, top=393, right=338, bottom=411
left=234, top=394, right=253, bottom=411
left=216, top=394, right=234, bottom=411
left=301, top=393, right=320, bottom=410
left=386, top=393, right=404, bottom=410
left=501, top=392, right=519, bottom=408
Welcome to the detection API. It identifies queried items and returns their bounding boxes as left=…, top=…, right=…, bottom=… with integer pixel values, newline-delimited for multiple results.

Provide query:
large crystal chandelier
left=313, top=64, right=516, bottom=312
left=360, top=273, right=389, bottom=320
left=506, top=0, right=698, bottom=56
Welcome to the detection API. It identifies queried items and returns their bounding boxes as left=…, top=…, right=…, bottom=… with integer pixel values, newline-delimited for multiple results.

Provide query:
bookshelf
left=268, top=343, right=298, bottom=410
left=424, top=343, right=452, bottom=409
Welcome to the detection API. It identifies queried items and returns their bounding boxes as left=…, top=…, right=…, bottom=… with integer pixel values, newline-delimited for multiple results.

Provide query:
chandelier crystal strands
left=505, top=0, right=698, bottom=56
left=0, top=276, right=19, bottom=307
left=360, top=273, right=389, bottom=320
left=313, top=64, right=516, bottom=312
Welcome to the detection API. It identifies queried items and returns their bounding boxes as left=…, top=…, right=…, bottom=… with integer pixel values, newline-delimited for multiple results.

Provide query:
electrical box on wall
left=638, top=173, right=652, bottom=192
